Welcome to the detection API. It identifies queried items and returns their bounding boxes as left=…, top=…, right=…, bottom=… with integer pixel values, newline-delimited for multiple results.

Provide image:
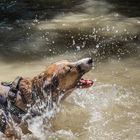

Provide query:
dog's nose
left=74, top=57, right=93, bottom=73
left=75, top=58, right=93, bottom=66
left=87, top=58, right=93, bottom=64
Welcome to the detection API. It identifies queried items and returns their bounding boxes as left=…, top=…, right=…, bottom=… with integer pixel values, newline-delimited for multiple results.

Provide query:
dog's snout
left=74, top=57, right=93, bottom=73
left=87, top=58, right=93, bottom=64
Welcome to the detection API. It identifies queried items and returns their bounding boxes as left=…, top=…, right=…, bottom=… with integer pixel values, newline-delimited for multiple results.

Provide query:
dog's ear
left=43, top=74, right=59, bottom=95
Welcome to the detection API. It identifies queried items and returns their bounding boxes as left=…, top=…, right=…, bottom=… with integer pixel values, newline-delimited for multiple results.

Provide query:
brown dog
left=0, top=58, right=93, bottom=138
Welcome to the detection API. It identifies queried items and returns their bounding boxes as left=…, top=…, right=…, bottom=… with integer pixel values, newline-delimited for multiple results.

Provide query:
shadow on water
left=105, top=0, right=140, bottom=17
left=0, top=0, right=85, bottom=21
left=1, top=0, right=140, bottom=21
left=0, top=0, right=140, bottom=62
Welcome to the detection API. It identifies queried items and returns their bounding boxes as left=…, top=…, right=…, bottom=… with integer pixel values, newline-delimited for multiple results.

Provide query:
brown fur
left=0, top=58, right=93, bottom=138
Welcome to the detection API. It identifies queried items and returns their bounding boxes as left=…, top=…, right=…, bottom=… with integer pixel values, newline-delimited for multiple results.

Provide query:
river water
left=0, top=0, right=140, bottom=140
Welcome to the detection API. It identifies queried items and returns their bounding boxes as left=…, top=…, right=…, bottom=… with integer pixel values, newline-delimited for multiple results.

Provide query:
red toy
left=78, top=78, right=94, bottom=88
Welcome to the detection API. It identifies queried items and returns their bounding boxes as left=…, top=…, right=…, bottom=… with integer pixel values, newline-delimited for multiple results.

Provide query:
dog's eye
left=65, top=65, right=73, bottom=73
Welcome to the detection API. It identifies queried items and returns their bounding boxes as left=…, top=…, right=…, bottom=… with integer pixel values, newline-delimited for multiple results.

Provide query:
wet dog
left=0, top=58, right=93, bottom=138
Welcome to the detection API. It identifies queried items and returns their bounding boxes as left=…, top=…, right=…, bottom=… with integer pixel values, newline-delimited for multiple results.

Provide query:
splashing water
left=0, top=57, right=139, bottom=140
left=0, top=0, right=140, bottom=139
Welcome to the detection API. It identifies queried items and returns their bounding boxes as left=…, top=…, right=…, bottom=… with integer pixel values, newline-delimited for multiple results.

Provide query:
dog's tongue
left=77, top=78, right=93, bottom=88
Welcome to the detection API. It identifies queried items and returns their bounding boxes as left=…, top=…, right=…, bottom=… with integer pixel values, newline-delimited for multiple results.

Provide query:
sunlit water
left=0, top=0, right=140, bottom=139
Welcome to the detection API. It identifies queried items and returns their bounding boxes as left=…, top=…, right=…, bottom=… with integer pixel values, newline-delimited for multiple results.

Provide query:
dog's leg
left=18, top=121, right=32, bottom=134
left=4, top=126, right=19, bottom=138
left=0, top=111, right=31, bottom=138
left=0, top=113, right=19, bottom=138
left=4, top=120, right=32, bottom=139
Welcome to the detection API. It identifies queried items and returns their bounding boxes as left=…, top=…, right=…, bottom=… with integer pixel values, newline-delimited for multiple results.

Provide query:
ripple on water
left=0, top=81, right=139, bottom=140
left=67, top=83, right=140, bottom=140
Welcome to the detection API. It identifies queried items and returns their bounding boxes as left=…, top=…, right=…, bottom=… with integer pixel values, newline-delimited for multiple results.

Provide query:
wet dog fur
left=0, top=58, right=93, bottom=138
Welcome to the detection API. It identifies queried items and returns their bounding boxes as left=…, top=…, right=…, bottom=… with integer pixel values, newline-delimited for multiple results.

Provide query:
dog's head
left=42, top=58, right=93, bottom=101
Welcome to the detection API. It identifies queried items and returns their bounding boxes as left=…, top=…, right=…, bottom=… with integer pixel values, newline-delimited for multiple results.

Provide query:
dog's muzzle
left=74, top=57, right=93, bottom=73
left=74, top=58, right=94, bottom=88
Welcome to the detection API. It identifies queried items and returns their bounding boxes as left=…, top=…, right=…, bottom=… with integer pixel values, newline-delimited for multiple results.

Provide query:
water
left=0, top=0, right=140, bottom=139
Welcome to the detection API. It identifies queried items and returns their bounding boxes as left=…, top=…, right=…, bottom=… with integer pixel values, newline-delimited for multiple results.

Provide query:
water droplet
left=96, top=44, right=99, bottom=48
left=76, top=46, right=81, bottom=51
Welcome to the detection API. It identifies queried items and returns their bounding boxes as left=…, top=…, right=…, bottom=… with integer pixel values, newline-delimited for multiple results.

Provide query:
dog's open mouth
left=77, top=78, right=93, bottom=88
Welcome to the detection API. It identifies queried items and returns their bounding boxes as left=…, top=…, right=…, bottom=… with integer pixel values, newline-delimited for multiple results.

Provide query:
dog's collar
left=1, top=76, right=27, bottom=105
left=1, top=76, right=23, bottom=105
left=1, top=77, right=27, bottom=117
left=8, top=77, right=28, bottom=119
